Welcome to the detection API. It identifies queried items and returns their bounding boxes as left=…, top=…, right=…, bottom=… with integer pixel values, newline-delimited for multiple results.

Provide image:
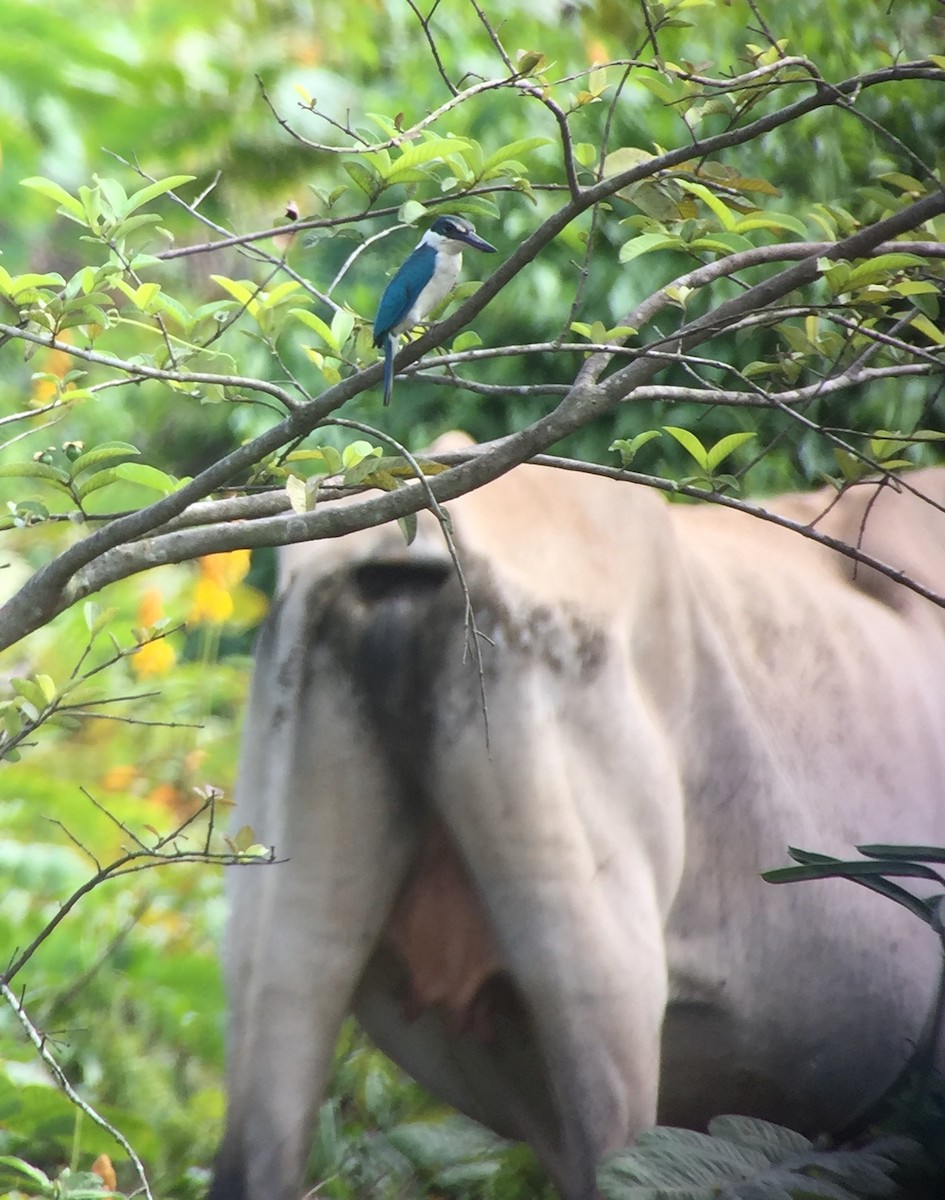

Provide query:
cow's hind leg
left=210, top=582, right=421, bottom=1200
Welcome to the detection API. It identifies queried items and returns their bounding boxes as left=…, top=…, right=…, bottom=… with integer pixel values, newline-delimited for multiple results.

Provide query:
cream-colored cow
left=210, top=450, right=945, bottom=1200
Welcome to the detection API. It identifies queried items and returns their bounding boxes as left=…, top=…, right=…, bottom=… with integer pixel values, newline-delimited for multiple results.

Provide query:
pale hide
left=210, top=446, right=945, bottom=1200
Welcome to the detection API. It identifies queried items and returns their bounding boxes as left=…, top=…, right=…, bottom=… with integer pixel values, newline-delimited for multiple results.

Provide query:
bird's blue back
left=373, top=242, right=437, bottom=343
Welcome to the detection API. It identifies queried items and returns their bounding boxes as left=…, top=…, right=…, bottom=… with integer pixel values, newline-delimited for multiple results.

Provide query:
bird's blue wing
left=373, top=244, right=435, bottom=344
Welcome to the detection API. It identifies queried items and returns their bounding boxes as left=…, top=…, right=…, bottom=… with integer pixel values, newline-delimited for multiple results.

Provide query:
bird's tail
left=383, top=334, right=395, bottom=406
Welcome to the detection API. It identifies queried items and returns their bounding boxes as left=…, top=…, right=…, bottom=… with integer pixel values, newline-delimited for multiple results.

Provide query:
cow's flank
left=211, top=447, right=945, bottom=1200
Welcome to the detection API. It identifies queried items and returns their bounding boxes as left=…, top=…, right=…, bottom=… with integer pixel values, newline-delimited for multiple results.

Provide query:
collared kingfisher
left=373, top=215, right=497, bottom=406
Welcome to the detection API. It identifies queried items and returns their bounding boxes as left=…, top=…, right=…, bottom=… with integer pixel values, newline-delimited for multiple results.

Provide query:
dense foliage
left=2, top=0, right=944, bottom=1197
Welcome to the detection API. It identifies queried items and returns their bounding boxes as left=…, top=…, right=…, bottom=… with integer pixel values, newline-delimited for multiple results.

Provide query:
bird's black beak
left=460, top=231, right=497, bottom=253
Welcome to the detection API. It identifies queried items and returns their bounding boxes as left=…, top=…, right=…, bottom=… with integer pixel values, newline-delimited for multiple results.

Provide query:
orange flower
left=137, top=586, right=166, bottom=628
left=148, top=782, right=182, bottom=810
left=102, top=764, right=138, bottom=792
left=586, top=38, right=609, bottom=65
left=91, top=1155, right=117, bottom=1191
left=31, top=334, right=73, bottom=404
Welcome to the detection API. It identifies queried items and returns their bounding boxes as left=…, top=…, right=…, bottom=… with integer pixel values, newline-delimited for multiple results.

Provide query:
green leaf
left=688, top=235, right=754, bottom=256
left=516, top=49, right=546, bottom=75
left=343, top=160, right=381, bottom=197
left=877, top=172, right=925, bottom=194
left=210, top=275, right=260, bottom=314
left=12, top=677, right=49, bottom=710
left=260, top=280, right=304, bottom=308
left=731, top=212, right=808, bottom=236
left=384, top=137, right=472, bottom=180
left=0, top=271, right=68, bottom=299
left=285, top=474, right=319, bottom=515
left=96, top=174, right=128, bottom=219
left=619, top=232, right=684, bottom=263
left=910, top=312, right=945, bottom=345
left=110, top=463, right=180, bottom=494
left=341, top=440, right=382, bottom=470
left=111, top=211, right=163, bottom=238
left=0, top=1156, right=52, bottom=1189
left=859, top=843, right=945, bottom=862
left=706, top=1114, right=811, bottom=1156
left=75, top=467, right=129, bottom=500
left=231, top=824, right=255, bottom=851
left=20, top=177, right=85, bottom=222
left=602, top=146, right=655, bottom=186
left=291, top=307, right=337, bottom=351
left=844, top=253, right=926, bottom=291
left=318, top=445, right=343, bottom=475
left=0, top=460, right=71, bottom=485
left=397, top=511, right=418, bottom=546
left=83, top=602, right=115, bottom=637
left=451, top=330, right=482, bottom=352
left=663, top=426, right=708, bottom=469
left=68, top=442, right=140, bottom=477
left=123, top=281, right=161, bottom=310
left=155, top=291, right=200, bottom=330
left=479, top=137, right=550, bottom=176
left=124, top=174, right=196, bottom=215
left=331, top=307, right=355, bottom=348
left=610, top=430, right=662, bottom=466
left=705, top=431, right=755, bottom=472
left=677, top=179, right=737, bottom=230
left=398, top=199, right=428, bottom=225
left=588, top=66, right=609, bottom=96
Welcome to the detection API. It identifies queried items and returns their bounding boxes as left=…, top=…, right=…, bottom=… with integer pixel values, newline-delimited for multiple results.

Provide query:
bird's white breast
left=406, top=249, right=463, bottom=329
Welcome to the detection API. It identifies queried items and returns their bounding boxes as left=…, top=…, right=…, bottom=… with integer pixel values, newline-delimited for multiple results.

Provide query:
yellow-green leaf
left=705, top=432, right=755, bottom=473
left=21, top=177, right=85, bottom=221
left=619, top=233, right=684, bottom=263
left=664, top=425, right=708, bottom=469
left=291, top=307, right=338, bottom=351
left=124, top=175, right=196, bottom=215
left=910, top=313, right=945, bottom=345
left=677, top=180, right=737, bottom=231
left=211, top=275, right=260, bottom=315
left=732, top=212, right=807, bottom=237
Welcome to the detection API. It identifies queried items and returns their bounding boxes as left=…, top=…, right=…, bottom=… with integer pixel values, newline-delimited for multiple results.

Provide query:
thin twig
left=1, top=981, right=155, bottom=1200
left=406, top=0, right=458, bottom=95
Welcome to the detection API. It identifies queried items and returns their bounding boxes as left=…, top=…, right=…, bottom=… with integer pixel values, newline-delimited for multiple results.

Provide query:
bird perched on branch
left=372, top=215, right=496, bottom=406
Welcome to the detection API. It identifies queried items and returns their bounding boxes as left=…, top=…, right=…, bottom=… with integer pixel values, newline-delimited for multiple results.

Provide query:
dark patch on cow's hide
left=278, top=551, right=609, bottom=793
left=418, top=554, right=610, bottom=682
left=293, top=558, right=453, bottom=793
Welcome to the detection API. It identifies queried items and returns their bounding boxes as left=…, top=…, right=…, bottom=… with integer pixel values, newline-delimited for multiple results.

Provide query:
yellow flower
left=200, top=550, right=251, bottom=589
left=132, top=638, right=176, bottom=678
left=189, top=577, right=234, bottom=625
left=188, top=550, right=251, bottom=625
